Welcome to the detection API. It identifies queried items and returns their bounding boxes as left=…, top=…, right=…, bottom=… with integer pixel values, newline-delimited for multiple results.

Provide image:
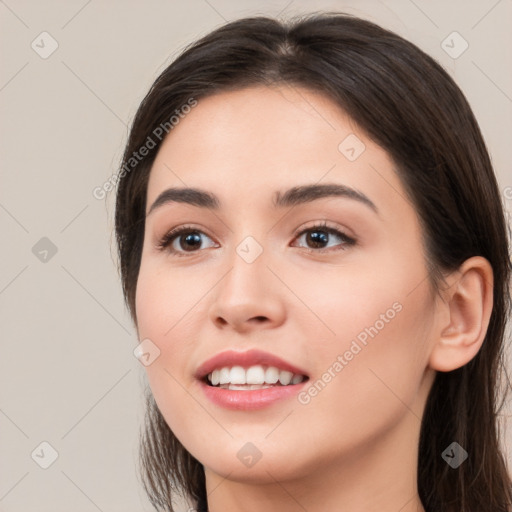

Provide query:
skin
left=135, top=84, right=494, bottom=512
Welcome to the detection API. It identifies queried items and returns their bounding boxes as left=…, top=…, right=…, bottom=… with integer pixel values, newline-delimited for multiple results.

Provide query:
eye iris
left=180, top=232, right=202, bottom=251
left=307, top=230, right=328, bottom=248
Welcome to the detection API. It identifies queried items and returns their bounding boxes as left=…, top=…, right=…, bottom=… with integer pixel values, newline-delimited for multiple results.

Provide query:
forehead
left=145, top=84, right=409, bottom=218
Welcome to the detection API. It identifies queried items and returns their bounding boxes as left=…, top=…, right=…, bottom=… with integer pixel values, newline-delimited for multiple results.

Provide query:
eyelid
left=292, top=220, right=352, bottom=240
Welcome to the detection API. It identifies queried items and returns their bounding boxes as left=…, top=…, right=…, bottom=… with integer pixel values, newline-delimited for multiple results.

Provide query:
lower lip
left=198, top=379, right=309, bottom=411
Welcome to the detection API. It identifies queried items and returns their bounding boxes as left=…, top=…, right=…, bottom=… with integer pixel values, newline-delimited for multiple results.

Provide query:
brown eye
left=174, top=231, right=203, bottom=251
left=157, top=226, right=217, bottom=256
left=293, top=222, right=356, bottom=252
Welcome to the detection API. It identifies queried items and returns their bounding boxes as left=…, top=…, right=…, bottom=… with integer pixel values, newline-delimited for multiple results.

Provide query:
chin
left=200, top=446, right=311, bottom=484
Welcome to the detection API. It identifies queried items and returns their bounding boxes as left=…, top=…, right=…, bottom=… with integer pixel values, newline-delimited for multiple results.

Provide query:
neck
left=203, top=408, right=426, bottom=512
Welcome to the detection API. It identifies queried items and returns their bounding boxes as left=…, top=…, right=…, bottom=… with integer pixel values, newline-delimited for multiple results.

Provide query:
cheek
left=135, top=258, right=203, bottom=340
left=135, top=263, right=184, bottom=386
left=288, top=255, right=434, bottom=431
left=134, top=259, right=213, bottom=418
left=298, top=279, right=434, bottom=444
left=134, top=265, right=202, bottom=455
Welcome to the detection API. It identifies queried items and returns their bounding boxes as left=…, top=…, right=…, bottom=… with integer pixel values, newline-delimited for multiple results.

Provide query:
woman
left=115, top=12, right=512, bottom=512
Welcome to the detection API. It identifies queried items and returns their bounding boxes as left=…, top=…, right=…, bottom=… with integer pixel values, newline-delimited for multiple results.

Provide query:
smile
left=206, top=364, right=306, bottom=389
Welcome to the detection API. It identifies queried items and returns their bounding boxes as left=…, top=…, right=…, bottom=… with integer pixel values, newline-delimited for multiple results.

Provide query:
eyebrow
left=146, top=183, right=378, bottom=216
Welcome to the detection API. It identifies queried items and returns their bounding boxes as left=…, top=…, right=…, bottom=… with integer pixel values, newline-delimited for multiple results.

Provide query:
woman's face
left=135, top=85, right=439, bottom=484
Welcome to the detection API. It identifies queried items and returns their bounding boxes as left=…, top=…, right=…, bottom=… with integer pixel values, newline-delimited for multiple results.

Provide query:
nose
left=208, top=243, right=286, bottom=333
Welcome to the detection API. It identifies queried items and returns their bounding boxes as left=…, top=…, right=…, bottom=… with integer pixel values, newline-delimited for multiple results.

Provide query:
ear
left=428, top=256, right=494, bottom=372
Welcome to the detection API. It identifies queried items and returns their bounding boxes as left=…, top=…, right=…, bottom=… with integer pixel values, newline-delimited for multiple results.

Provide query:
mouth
left=195, top=349, right=310, bottom=409
left=202, top=364, right=310, bottom=390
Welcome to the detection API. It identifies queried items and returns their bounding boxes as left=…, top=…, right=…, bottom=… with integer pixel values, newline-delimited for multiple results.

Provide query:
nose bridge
left=222, top=213, right=270, bottom=285
left=221, top=233, right=269, bottom=303
left=208, top=230, right=285, bottom=330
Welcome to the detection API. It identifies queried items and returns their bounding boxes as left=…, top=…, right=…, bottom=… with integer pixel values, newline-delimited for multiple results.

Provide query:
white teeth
left=230, top=366, right=246, bottom=384
left=246, top=365, right=265, bottom=385
left=220, top=384, right=274, bottom=390
left=206, top=365, right=306, bottom=387
left=278, top=370, right=293, bottom=386
left=291, top=374, right=304, bottom=385
left=264, top=366, right=279, bottom=384
left=219, top=367, right=230, bottom=385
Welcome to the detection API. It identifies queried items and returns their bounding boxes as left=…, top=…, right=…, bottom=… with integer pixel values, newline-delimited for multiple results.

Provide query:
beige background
left=1, top=0, right=511, bottom=511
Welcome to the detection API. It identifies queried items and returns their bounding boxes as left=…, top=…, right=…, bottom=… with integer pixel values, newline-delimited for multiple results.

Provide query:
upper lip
left=195, top=349, right=309, bottom=380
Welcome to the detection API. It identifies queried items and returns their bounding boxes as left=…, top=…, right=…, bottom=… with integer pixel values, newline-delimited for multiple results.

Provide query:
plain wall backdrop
left=1, top=0, right=511, bottom=511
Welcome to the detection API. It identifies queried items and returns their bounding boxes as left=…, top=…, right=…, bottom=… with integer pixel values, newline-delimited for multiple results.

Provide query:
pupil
left=182, top=232, right=201, bottom=250
left=308, top=231, right=328, bottom=248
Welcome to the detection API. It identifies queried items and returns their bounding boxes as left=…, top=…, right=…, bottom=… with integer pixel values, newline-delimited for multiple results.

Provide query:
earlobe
left=428, top=256, right=494, bottom=372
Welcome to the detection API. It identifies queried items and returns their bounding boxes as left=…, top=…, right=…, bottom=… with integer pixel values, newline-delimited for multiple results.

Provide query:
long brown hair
left=114, top=12, right=512, bottom=511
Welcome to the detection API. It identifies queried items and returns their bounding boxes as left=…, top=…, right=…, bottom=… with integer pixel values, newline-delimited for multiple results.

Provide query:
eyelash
left=156, top=221, right=356, bottom=257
